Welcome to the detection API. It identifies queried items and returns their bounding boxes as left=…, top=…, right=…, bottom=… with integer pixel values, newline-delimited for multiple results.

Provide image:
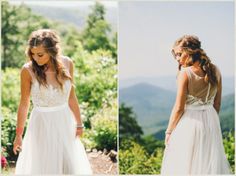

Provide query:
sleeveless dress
left=161, top=67, right=231, bottom=174
left=15, top=56, right=92, bottom=175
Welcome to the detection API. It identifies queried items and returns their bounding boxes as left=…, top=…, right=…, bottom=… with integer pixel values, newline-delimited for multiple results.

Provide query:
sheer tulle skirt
left=15, top=103, right=92, bottom=175
left=161, top=105, right=231, bottom=175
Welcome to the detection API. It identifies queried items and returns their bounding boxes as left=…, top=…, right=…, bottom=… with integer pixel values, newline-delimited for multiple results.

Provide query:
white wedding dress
left=15, top=56, right=92, bottom=175
left=161, top=67, right=231, bottom=174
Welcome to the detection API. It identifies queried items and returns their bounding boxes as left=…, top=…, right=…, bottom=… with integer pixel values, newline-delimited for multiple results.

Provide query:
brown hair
left=26, top=29, right=71, bottom=89
left=173, top=35, right=218, bottom=86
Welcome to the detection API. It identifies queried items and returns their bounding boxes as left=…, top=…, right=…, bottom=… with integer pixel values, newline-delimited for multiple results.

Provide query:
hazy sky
left=119, top=1, right=234, bottom=80
left=9, top=0, right=117, bottom=8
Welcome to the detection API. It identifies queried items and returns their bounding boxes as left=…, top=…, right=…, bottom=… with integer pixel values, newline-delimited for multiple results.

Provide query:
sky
left=9, top=0, right=117, bottom=8
left=119, top=1, right=234, bottom=80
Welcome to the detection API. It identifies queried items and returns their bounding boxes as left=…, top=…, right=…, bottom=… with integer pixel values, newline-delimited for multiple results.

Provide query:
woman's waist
left=32, top=103, right=69, bottom=112
left=185, top=104, right=214, bottom=110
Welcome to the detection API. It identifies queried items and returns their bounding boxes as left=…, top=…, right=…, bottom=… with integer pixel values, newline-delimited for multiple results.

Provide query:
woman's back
left=182, top=66, right=219, bottom=106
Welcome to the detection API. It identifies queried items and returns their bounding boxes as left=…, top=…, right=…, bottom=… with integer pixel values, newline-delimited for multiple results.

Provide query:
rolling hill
left=119, top=83, right=175, bottom=134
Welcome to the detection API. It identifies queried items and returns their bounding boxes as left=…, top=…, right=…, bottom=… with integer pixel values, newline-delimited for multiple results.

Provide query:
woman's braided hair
left=173, top=35, right=218, bottom=86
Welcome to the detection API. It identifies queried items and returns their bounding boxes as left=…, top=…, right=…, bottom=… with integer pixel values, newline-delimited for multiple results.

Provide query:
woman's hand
left=13, top=135, right=23, bottom=155
left=165, top=133, right=171, bottom=146
left=76, top=128, right=83, bottom=138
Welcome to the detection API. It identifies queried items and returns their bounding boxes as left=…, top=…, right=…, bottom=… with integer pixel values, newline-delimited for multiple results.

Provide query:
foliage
left=119, top=103, right=164, bottom=174
left=1, top=1, right=24, bottom=68
left=1, top=107, right=17, bottom=161
left=1, top=68, right=21, bottom=112
left=119, top=140, right=163, bottom=174
left=1, top=1, right=54, bottom=68
left=223, top=131, right=235, bottom=173
left=81, top=2, right=114, bottom=53
left=140, top=135, right=165, bottom=155
left=119, top=103, right=143, bottom=146
left=91, top=116, right=117, bottom=151
left=81, top=99, right=117, bottom=151
left=110, top=32, right=117, bottom=60
left=71, top=47, right=117, bottom=127
left=220, top=94, right=235, bottom=132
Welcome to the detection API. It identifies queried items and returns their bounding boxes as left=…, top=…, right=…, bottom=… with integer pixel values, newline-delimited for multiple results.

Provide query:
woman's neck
left=191, top=61, right=206, bottom=77
left=192, top=61, right=201, bottom=68
left=44, top=60, right=55, bottom=72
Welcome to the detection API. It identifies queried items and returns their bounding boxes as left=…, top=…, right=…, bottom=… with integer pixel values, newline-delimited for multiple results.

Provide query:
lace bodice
left=23, top=56, right=72, bottom=107
left=30, top=79, right=71, bottom=107
left=181, top=67, right=219, bottom=106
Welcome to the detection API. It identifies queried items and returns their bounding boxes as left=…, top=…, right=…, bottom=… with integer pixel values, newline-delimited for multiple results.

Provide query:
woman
left=161, top=35, right=231, bottom=174
left=13, top=29, right=92, bottom=174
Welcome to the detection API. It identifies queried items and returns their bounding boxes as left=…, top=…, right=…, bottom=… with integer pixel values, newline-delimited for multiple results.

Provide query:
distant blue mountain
left=119, top=83, right=175, bottom=134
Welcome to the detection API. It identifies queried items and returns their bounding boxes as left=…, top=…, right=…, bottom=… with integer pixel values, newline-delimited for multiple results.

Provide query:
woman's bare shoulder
left=63, top=55, right=73, bottom=64
left=61, top=55, right=73, bottom=68
left=21, top=62, right=33, bottom=81
left=213, top=64, right=221, bottom=81
left=22, top=61, right=33, bottom=70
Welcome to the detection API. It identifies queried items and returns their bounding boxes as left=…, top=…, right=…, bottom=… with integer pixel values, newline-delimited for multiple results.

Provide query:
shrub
left=119, top=140, right=164, bottom=174
left=81, top=99, right=117, bottom=151
left=91, top=116, right=117, bottom=151
left=2, top=68, right=21, bottom=112
left=223, top=131, right=235, bottom=173
left=1, top=107, right=17, bottom=161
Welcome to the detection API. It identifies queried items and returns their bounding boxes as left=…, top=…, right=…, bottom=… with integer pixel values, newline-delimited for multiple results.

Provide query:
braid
left=198, top=49, right=217, bottom=86
left=173, top=35, right=218, bottom=86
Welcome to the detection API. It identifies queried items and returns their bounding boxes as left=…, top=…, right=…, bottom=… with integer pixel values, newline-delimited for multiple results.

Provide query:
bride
left=161, top=35, right=231, bottom=174
left=13, top=29, right=92, bottom=175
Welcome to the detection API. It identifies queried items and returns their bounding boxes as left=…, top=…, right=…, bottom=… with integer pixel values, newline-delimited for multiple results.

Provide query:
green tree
left=81, top=2, right=112, bottom=52
left=110, top=32, right=117, bottom=61
left=1, top=1, right=53, bottom=68
left=140, top=135, right=165, bottom=155
left=119, top=103, right=143, bottom=146
left=1, top=1, right=22, bottom=68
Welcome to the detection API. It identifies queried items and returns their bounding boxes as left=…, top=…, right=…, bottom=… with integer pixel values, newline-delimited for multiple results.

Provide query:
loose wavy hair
left=26, top=29, right=72, bottom=89
left=173, top=35, right=218, bottom=86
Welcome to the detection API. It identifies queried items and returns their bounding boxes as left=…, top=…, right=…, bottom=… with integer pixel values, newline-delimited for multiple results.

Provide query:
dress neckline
left=32, top=79, right=71, bottom=91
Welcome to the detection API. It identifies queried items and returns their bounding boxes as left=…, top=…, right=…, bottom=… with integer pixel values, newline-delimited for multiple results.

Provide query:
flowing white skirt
left=15, top=103, right=92, bottom=175
left=161, top=104, right=231, bottom=175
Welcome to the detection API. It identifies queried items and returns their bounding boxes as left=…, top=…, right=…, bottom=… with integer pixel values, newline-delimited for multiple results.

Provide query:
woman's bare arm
left=16, top=67, right=32, bottom=133
left=213, top=71, right=222, bottom=114
left=13, top=66, right=31, bottom=154
left=68, top=60, right=83, bottom=126
left=166, top=71, right=188, bottom=133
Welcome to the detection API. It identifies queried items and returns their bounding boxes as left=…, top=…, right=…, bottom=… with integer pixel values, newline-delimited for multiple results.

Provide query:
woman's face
left=172, top=46, right=189, bottom=67
left=30, top=45, right=51, bottom=66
